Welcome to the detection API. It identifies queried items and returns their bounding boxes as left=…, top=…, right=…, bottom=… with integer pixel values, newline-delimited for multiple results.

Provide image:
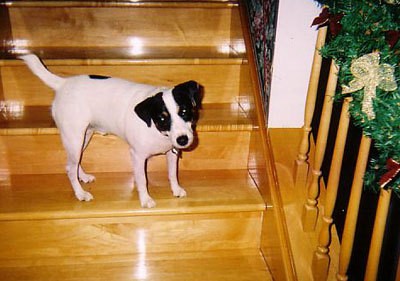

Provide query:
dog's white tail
left=19, top=54, right=65, bottom=91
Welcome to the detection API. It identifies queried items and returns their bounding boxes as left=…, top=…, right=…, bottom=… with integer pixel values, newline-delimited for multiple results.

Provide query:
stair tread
left=0, top=249, right=272, bottom=281
left=2, top=46, right=245, bottom=61
left=0, top=103, right=254, bottom=135
left=4, top=0, right=239, bottom=8
left=0, top=170, right=265, bottom=221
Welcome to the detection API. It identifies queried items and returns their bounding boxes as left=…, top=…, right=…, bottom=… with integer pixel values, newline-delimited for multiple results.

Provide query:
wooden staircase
left=0, top=1, right=291, bottom=280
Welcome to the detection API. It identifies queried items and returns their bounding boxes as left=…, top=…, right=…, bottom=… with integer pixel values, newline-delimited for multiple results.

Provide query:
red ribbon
left=379, top=158, right=400, bottom=189
left=311, top=7, right=344, bottom=37
left=386, top=30, right=400, bottom=49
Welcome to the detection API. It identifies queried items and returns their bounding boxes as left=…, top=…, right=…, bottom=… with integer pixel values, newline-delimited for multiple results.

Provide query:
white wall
left=268, top=0, right=321, bottom=128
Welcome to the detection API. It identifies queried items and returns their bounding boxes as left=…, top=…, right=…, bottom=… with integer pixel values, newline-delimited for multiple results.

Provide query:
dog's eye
left=178, top=107, right=193, bottom=121
left=179, top=108, right=187, bottom=116
left=154, top=111, right=171, bottom=131
left=158, top=112, right=169, bottom=123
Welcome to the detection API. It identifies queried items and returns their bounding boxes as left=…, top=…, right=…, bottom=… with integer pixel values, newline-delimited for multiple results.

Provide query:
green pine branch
left=312, top=0, right=400, bottom=195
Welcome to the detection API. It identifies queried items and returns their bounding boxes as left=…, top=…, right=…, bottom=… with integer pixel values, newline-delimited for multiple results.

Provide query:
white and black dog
left=20, top=54, right=201, bottom=208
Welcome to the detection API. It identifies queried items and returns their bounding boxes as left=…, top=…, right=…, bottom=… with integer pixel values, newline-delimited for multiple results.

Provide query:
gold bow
left=384, top=0, right=400, bottom=4
left=342, top=52, right=398, bottom=120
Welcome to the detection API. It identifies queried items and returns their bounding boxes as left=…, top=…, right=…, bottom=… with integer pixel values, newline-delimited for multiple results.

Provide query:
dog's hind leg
left=78, top=128, right=96, bottom=183
left=61, top=127, right=94, bottom=202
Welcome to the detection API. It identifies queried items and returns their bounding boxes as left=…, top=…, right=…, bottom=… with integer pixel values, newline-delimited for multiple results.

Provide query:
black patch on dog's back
left=89, top=74, right=111, bottom=80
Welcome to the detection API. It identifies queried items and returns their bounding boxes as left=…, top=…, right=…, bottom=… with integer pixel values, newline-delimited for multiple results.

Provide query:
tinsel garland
left=312, top=0, right=400, bottom=195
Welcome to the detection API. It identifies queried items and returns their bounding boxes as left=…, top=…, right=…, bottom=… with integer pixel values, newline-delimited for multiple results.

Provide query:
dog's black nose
left=176, top=135, right=189, bottom=146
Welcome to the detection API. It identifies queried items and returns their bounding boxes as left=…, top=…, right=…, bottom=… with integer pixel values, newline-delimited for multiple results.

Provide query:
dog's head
left=135, top=80, right=202, bottom=149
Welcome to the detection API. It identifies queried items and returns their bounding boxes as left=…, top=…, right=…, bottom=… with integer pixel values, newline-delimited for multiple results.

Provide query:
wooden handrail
left=293, top=26, right=327, bottom=189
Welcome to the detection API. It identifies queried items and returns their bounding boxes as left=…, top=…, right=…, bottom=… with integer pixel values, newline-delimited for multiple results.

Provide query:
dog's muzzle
left=161, top=131, right=193, bottom=149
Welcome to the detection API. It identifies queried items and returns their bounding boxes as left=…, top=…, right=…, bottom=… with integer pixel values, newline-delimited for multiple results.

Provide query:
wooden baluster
left=312, top=97, right=352, bottom=280
left=294, top=26, right=328, bottom=189
left=336, top=135, right=372, bottom=281
left=364, top=188, right=392, bottom=281
left=301, top=61, right=338, bottom=232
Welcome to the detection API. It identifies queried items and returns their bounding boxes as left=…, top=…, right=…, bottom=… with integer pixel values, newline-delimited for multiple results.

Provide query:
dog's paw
left=79, top=173, right=96, bottom=183
left=75, top=191, right=94, bottom=202
left=172, top=187, right=187, bottom=198
left=140, top=196, right=156, bottom=208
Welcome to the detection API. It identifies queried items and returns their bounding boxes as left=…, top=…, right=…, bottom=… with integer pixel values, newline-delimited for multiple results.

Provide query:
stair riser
left=7, top=6, right=241, bottom=48
left=1, top=64, right=243, bottom=105
left=0, top=212, right=262, bottom=260
left=0, top=131, right=250, bottom=174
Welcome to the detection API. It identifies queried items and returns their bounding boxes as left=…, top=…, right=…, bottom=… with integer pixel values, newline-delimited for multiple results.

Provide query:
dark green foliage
left=313, top=0, right=400, bottom=195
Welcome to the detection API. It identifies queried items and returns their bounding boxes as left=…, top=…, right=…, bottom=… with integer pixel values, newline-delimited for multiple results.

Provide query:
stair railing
left=296, top=26, right=395, bottom=281
left=335, top=134, right=372, bottom=280
left=312, top=96, right=351, bottom=280
left=301, top=60, right=338, bottom=232
left=363, top=188, right=392, bottom=281
left=293, top=26, right=327, bottom=191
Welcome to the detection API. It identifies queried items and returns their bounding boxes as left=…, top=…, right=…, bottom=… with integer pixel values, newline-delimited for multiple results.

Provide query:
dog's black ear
left=173, top=80, right=203, bottom=109
left=134, top=96, right=154, bottom=127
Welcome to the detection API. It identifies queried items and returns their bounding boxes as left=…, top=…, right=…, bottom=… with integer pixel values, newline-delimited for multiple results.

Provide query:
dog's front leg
left=166, top=150, right=187, bottom=198
left=130, top=149, right=156, bottom=208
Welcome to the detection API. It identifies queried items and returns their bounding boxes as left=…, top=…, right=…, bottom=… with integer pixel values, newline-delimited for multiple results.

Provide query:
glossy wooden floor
left=1, top=250, right=273, bottom=281
left=0, top=170, right=271, bottom=280
left=269, top=128, right=340, bottom=281
left=0, top=104, right=253, bottom=135
left=0, top=1, right=284, bottom=280
left=0, top=170, right=265, bottom=219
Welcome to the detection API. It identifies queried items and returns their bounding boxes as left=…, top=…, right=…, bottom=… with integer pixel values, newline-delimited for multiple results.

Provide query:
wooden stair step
left=0, top=104, right=253, bottom=135
left=1, top=46, right=246, bottom=60
left=3, top=0, right=239, bottom=7
left=2, top=3, right=243, bottom=51
left=0, top=59, right=248, bottom=105
left=0, top=249, right=273, bottom=281
left=0, top=170, right=266, bottom=258
left=0, top=170, right=265, bottom=220
left=0, top=103, right=254, bottom=173
left=0, top=131, right=252, bottom=173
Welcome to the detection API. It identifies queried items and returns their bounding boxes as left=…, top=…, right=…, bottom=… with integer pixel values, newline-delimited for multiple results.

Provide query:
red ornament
left=386, top=30, right=400, bottom=49
left=311, top=7, right=344, bottom=37
left=379, top=158, right=400, bottom=189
